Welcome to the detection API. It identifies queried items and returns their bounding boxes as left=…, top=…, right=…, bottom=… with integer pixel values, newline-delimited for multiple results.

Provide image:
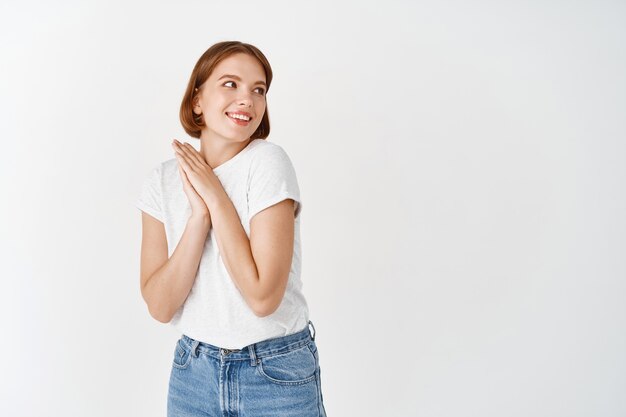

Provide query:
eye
left=222, top=81, right=265, bottom=96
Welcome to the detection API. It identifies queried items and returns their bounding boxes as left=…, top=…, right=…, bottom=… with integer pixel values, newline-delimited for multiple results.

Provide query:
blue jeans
left=167, top=320, right=327, bottom=417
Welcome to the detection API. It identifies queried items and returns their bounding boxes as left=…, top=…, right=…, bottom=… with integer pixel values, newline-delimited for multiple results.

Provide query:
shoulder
left=248, top=139, right=295, bottom=167
left=247, top=140, right=300, bottom=193
left=143, top=157, right=177, bottom=176
left=160, top=157, right=178, bottom=175
left=151, top=157, right=179, bottom=189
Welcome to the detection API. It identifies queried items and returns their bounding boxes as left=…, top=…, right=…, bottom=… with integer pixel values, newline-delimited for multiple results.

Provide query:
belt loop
left=191, top=339, right=200, bottom=358
left=308, top=320, right=316, bottom=341
left=249, top=342, right=258, bottom=366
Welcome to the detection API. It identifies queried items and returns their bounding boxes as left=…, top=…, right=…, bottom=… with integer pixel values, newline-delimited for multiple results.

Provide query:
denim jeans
left=167, top=320, right=327, bottom=417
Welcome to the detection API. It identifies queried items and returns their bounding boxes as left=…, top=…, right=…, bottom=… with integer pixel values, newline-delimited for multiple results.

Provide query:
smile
left=226, top=112, right=252, bottom=126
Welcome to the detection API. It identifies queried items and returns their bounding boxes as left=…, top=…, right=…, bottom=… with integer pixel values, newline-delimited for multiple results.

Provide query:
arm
left=208, top=190, right=295, bottom=317
left=140, top=213, right=211, bottom=323
left=170, top=140, right=296, bottom=317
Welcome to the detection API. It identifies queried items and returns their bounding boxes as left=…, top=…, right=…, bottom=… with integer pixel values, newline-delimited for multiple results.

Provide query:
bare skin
left=139, top=53, right=296, bottom=321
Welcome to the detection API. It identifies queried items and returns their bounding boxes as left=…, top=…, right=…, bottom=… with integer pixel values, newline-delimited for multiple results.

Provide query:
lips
left=226, top=111, right=252, bottom=120
left=226, top=112, right=251, bottom=126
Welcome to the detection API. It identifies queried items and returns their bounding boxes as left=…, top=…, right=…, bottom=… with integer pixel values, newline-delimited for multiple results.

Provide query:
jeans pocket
left=256, top=342, right=317, bottom=386
left=307, top=339, right=319, bottom=364
left=172, top=338, right=192, bottom=370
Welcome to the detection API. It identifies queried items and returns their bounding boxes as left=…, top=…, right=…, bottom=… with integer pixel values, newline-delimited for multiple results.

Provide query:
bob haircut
left=180, top=41, right=273, bottom=139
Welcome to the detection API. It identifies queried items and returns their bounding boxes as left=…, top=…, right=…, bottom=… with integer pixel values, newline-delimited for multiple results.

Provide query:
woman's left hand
left=171, top=139, right=224, bottom=208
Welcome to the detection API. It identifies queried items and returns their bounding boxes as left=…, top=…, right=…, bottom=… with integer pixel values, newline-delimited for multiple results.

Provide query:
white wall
left=1, top=1, right=624, bottom=416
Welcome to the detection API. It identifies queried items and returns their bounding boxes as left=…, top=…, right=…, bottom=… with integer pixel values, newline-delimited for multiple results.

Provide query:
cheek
left=206, top=98, right=227, bottom=115
left=256, top=101, right=267, bottom=117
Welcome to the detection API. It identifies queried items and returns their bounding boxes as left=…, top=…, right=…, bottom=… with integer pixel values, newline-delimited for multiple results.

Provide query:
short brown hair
left=180, top=41, right=273, bottom=139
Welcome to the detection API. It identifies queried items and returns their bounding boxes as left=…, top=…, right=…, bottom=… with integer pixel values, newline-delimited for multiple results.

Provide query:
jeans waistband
left=180, top=320, right=317, bottom=366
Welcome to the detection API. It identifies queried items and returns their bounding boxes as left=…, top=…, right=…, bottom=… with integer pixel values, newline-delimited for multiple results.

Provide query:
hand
left=176, top=162, right=210, bottom=218
left=171, top=139, right=223, bottom=209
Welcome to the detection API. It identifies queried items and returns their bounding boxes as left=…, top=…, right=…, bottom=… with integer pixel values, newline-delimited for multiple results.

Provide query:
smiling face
left=193, top=53, right=267, bottom=143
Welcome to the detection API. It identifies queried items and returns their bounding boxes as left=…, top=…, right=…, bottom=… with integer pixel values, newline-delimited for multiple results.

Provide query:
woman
left=135, top=41, right=327, bottom=416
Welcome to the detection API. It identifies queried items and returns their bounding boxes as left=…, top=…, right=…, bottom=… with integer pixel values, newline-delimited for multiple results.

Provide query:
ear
left=192, top=88, right=202, bottom=115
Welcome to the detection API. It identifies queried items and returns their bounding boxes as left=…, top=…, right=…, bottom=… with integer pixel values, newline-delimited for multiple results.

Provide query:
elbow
left=252, top=298, right=279, bottom=318
left=148, top=304, right=172, bottom=323
left=251, top=279, right=288, bottom=318
left=253, top=307, right=274, bottom=318
left=151, top=309, right=172, bottom=324
left=141, top=284, right=173, bottom=323
left=144, top=296, right=173, bottom=323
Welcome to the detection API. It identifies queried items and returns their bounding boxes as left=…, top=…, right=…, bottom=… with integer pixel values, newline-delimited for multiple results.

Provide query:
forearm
left=143, top=215, right=211, bottom=322
left=208, top=190, right=263, bottom=314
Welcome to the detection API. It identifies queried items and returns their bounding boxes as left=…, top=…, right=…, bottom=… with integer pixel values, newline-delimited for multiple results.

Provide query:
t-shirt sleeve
left=247, top=145, right=302, bottom=221
left=135, top=164, right=164, bottom=223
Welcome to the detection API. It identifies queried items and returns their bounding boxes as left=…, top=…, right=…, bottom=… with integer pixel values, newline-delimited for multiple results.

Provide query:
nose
left=237, top=92, right=253, bottom=107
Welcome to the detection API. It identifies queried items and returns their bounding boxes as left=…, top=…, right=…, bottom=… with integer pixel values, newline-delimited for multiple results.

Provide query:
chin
left=223, top=132, right=252, bottom=143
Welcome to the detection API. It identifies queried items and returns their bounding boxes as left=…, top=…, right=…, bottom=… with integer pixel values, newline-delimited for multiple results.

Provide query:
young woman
left=135, top=41, right=327, bottom=416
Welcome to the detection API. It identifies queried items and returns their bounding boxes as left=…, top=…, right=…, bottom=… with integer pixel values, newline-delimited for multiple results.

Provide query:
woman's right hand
left=178, top=162, right=211, bottom=219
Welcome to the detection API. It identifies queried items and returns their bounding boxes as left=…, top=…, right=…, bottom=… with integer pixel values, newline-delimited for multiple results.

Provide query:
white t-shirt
left=135, top=138, right=309, bottom=349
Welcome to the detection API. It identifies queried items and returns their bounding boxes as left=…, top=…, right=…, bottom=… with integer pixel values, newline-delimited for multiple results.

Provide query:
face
left=193, top=53, right=267, bottom=142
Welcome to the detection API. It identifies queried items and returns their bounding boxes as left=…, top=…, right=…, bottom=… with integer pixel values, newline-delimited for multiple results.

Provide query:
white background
left=1, top=1, right=625, bottom=416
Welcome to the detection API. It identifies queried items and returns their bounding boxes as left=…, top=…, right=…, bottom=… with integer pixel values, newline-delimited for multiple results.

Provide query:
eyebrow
left=217, top=74, right=267, bottom=88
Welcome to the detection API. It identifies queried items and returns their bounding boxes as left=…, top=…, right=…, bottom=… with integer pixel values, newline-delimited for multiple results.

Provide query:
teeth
left=228, top=113, right=250, bottom=121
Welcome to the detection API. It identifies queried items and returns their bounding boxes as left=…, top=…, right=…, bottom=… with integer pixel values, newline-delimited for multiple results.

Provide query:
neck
left=198, top=132, right=252, bottom=169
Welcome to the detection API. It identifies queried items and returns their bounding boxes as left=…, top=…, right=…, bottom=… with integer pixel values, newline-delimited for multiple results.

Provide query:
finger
left=182, top=142, right=209, bottom=167
left=173, top=143, right=204, bottom=173
left=174, top=152, right=194, bottom=176
left=173, top=140, right=206, bottom=171
left=177, top=163, right=188, bottom=183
